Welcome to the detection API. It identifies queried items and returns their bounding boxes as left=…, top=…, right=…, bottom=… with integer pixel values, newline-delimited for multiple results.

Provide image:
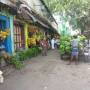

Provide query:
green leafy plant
left=78, top=35, right=86, bottom=42
left=10, top=46, right=41, bottom=69
left=60, top=36, right=71, bottom=55
left=11, top=55, right=23, bottom=69
left=78, top=35, right=86, bottom=49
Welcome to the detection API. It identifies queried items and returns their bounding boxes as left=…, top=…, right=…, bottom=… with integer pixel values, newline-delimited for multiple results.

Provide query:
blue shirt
left=71, top=39, right=79, bottom=48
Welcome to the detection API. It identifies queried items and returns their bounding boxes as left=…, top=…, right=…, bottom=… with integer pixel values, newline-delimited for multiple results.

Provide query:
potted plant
left=60, top=36, right=71, bottom=60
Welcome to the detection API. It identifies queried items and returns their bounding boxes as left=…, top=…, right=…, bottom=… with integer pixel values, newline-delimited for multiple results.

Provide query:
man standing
left=40, top=38, right=48, bottom=56
left=68, top=36, right=79, bottom=65
left=51, top=38, right=55, bottom=49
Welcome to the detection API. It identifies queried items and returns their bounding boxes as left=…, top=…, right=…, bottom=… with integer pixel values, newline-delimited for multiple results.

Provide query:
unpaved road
left=0, top=50, right=90, bottom=90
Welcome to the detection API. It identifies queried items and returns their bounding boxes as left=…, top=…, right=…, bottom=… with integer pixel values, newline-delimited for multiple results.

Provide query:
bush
left=10, top=46, right=41, bottom=69
left=60, top=36, right=71, bottom=55
left=11, top=55, right=23, bottom=69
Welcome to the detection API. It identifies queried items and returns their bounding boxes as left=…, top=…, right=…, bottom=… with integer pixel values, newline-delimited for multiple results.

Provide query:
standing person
left=51, top=38, right=55, bottom=49
left=47, top=38, right=51, bottom=49
left=54, top=38, right=57, bottom=49
left=68, top=35, right=79, bottom=65
left=40, top=38, right=48, bottom=56
left=56, top=38, right=60, bottom=49
left=54, top=38, right=60, bottom=49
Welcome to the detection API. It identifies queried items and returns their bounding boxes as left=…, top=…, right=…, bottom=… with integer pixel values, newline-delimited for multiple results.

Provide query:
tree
left=44, top=0, right=90, bottom=33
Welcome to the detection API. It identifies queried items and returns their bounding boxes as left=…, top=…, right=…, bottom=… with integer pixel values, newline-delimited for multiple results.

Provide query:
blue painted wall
left=0, top=15, right=13, bottom=53
left=10, top=16, right=14, bottom=53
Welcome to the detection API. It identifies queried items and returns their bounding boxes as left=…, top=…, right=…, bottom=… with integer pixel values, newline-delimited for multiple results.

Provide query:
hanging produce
left=0, top=29, right=10, bottom=40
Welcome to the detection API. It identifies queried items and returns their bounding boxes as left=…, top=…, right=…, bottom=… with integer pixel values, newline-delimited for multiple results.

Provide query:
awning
left=18, top=3, right=49, bottom=28
left=18, top=7, right=36, bottom=22
left=30, top=9, right=58, bottom=33
left=7, top=0, right=59, bottom=34
left=36, top=19, right=49, bottom=28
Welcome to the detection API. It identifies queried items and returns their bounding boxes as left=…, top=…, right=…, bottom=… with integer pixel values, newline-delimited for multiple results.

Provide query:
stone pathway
left=0, top=50, right=90, bottom=90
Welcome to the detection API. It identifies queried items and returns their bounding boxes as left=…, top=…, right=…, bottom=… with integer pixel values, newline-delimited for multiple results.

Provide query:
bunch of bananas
left=28, top=38, right=36, bottom=46
left=0, top=29, right=10, bottom=39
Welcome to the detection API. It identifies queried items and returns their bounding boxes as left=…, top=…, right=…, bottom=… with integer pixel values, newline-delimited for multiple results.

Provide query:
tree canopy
left=44, top=0, right=90, bottom=33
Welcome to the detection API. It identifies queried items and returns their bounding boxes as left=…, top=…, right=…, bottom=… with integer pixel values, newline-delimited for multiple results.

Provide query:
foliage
left=78, top=35, right=86, bottom=42
left=44, top=0, right=90, bottom=13
left=11, top=55, right=23, bottom=69
left=11, top=46, right=41, bottom=69
left=59, top=35, right=86, bottom=58
left=44, top=0, right=90, bottom=32
left=78, top=35, right=86, bottom=49
left=60, top=36, right=71, bottom=55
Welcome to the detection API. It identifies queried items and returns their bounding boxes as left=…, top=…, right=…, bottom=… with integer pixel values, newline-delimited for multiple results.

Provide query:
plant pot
left=60, top=54, right=70, bottom=60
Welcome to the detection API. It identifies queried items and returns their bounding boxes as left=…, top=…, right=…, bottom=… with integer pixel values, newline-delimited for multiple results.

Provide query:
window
left=14, top=24, right=25, bottom=51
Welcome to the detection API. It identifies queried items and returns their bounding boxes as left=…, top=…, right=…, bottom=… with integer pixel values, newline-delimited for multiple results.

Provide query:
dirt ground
left=0, top=50, right=90, bottom=90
